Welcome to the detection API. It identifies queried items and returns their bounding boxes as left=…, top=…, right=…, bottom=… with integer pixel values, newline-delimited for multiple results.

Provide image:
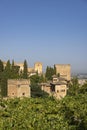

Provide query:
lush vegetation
left=30, top=73, right=49, bottom=98
left=0, top=90, right=87, bottom=130
left=0, top=76, right=87, bottom=130
left=0, top=59, right=87, bottom=129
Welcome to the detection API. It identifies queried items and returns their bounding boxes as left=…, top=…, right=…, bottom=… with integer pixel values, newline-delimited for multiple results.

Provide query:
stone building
left=15, top=63, right=24, bottom=71
left=28, top=67, right=36, bottom=77
left=3, top=61, right=43, bottom=76
left=55, top=64, right=71, bottom=81
left=15, top=62, right=43, bottom=76
left=40, top=75, right=67, bottom=99
left=3, top=61, right=24, bottom=71
left=8, top=79, right=30, bottom=98
left=40, top=83, right=51, bottom=94
left=50, top=75, right=67, bottom=99
left=34, top=62, right=43, bottom=75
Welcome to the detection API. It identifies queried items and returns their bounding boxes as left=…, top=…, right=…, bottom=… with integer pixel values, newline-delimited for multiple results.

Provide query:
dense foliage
left=0, top=92, right=87, bottom=130
left=0, top=59, right=87, bottom=129
left=30, top=74, right=45, bottom=85
left=67, top=77, right=79, bottom=96
left=45, top=66, right=56, bottom=80
left=31, top=84, right=49, bottom=98
left=30, top=74, right=48, bottom=98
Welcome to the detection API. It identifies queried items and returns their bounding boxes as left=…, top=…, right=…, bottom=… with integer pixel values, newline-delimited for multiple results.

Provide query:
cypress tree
left=0, top=60, right=4, bottom=97
left=0, top=59, right=4, bottom=73
left=5, top=60, right=11, bottom=78
left=1, top=60, right=11, bottom=97
left=45, top=66, right=55, bottom=80
left=23, top=60, right=28, bottom=79
left=1, top=78, right=7, bottom=97
left=11, top=60, right=20, bottom=78
left=12, top=60, right=15, bottom=71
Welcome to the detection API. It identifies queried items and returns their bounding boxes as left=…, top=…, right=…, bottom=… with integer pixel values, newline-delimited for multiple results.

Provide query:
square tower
left=8, top=79, right=30, bottom=98
left=34, top=62, right=42, bottom=74
left=55, top=64, right=71, bottom=81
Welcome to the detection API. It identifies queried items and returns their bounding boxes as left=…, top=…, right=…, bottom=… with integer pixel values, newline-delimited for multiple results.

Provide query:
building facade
left=40, top=75, right=67, bottom=99
left=34, top=62, right=43, bottom=74
left=8, top=79, right=30, bottom=98
left=15, top=63, right=24, bottom=71
left=3, top=61, right=43, bottom=76
left=55, top=64, right=71, bottom=81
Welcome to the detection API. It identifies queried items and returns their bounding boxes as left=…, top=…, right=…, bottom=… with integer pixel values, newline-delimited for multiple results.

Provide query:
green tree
left=54, top=65, right=56, bottom=75
left=23, top=60, right=28, bottom=79
left=19, top=69, right=23, bottom=78
left=0, top=60, right=4, bottom=82
left=45, top=66, right=55, bottom=80
left=39, top=74, right=46, bottom=83
left=1, top=60, right=11, bottom=97
left=11, top=60, right=14, bottom=71
left=67, top=77, right=79, bottom=96
left=5, top=60, right=11, bottom=71
left=31, top=84, right=49, bottom=98
left=0, top=78, right=7, bottom=97
left=78, top=82, right=87, bottom=94
left=30, top=73, right=48, bottom=97
left=4, top=60, right=11, bottom=78
left=11, top=60, right=20, bottom=79
left=0, top=60, right=4, bottom=97
left=0, top=60, right=4, bottom=73
left=61, top=93, right=87, bottom=130
left=30, top=73, right=46, bottom=85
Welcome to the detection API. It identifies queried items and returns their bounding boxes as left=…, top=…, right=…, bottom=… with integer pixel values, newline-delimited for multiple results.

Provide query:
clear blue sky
left=0, top=0, right=87, bottom=73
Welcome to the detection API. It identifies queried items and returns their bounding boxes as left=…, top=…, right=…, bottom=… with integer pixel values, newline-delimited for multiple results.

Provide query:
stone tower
left=55, top=64, right=71, bottom=81
left=34, top=62, right=42, bottom=74
left=8, top=79, right=30, bottom=98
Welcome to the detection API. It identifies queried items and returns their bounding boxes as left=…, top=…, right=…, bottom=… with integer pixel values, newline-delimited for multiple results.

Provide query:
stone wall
left=41, top=83, right=51, bottom=94
left=55, top=64, right=71, bottom=81
left=54, top=84, right=67, bottom=99
left=8, top=79, right=30, bottom=98
left=15, top=63, right=24, bottom=71
left=34, top=62, right=42, bottom=74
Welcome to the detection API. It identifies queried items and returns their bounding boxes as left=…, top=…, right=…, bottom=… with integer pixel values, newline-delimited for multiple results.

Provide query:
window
left=22, top=92, right=25, bottom=96
left=51, top=85, right=55, bottom=92
left=61, top=90, right=65, bottom=92
left=18, top=85, right=20, bottom=88
left=57, top=90, right=59, bottom=93
left=53, top=79, right=57, bottom=82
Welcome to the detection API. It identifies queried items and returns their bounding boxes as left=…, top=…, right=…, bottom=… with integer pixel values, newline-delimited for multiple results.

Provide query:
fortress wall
left=55, top=64, right=71, bottom=81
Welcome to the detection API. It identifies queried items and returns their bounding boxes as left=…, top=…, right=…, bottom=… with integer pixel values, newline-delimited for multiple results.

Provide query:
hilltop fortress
left=3, top=61, right=43, bottom=76
left=3, top=61, right=71, bottom=80
left=2, top=61, right=71, bottom=99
